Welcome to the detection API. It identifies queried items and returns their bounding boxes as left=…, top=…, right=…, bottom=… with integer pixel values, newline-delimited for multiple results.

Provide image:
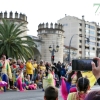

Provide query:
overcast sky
left=0, top=0, right=100, bottom=36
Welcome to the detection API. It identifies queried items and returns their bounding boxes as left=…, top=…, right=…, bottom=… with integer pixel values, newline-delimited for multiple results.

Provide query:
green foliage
left=0, top=19, right=37, bottom=61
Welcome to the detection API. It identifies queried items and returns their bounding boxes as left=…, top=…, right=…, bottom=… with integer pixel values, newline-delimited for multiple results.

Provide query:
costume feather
left=60, top=78, right=68, bottom=100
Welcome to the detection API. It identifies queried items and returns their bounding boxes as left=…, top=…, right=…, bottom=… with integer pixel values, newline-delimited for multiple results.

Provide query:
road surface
left=0, top=85, right=100, bottom=100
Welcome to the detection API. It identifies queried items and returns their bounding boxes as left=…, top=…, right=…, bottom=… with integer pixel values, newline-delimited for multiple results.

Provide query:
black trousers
left=9, top=79, right=13, bottom=88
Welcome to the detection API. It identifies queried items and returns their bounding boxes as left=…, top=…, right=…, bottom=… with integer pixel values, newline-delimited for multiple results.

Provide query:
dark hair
left=28, top=58, right=31, bottom=60
left=67, top=71, right=82, bottom=83
left=77, top=77, right=89, bottom=93
left=44, top=86, right=58, bottom=100
left=34, top=59, right=36, bottom=61
left=85, top=91, right=100, bottom=100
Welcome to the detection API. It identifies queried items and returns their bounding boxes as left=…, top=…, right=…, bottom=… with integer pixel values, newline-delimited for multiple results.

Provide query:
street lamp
left=49, top=44, right=59, bottom=64
left=68, top=34, right=90, bottom=63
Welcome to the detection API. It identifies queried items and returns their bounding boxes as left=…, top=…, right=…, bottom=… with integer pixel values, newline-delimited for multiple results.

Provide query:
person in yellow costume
left=82, top=71, right=96, bottom=87
left=39, top=60, right=46, bottom=77
left=39, top=60, right=46, bottom=71
left=26, top=58, right=33, bottom=81
left=43, top=68, right=54, bottom=90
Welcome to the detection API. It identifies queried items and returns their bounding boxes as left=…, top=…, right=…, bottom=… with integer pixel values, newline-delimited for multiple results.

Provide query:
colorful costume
left=67, top=92, right=87, bottom=100
left=61, top=71, right=96, bottom=100
left=1, top=60, right=12, bottom=91
left=43, top=73, right=54, bottom=90
left=28, top=84, right=37, bottom=90
left=82, top=71, right=96, bottom=87
left=16, top=70, right=25, bottom=91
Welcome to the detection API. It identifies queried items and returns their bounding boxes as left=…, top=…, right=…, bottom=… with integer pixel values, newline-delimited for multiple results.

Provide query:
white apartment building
left=58, top=15, right=100, bottom=59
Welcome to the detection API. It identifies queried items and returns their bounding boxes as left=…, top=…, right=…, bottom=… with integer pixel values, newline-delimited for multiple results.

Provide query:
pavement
left=0, top=85, right=100, bottom=100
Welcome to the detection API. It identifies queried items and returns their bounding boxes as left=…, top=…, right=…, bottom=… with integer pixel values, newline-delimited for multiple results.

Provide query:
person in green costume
left=43, top=68, right=54, bottom=90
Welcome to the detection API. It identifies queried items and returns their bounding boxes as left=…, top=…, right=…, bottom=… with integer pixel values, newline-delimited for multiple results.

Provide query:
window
left=85, top=46, right=89, bottom=49
left=85, top=29, right=89, bottom=33
left=90, top=30, right=95, bottom=35
left=63, top=24, right=68, bottom=26
left=89, top=42, right=96, bottom=45
left=79, top=29, right=82, bottom=31
left=79, top=45, right=82, bottom=48
left=79, top=23, right=82, bottom=26
left=90, top=25, right=95, bottom=30
left=97, top=43, right=100, bottom=46
left=90, top=36, right=96, bottom=41
left=79, top=51, right=82, bottom=54
left=79, top=40, right=82, bottom=43
left=85, top=24, right=89, bottom=28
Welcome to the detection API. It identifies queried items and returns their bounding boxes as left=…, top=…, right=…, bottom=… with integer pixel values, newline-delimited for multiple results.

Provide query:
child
left=67, top=77, right=90, bottom=100
left=16, top=69, right=25, bottom=91
left=37, top=71, right=43, bottom=88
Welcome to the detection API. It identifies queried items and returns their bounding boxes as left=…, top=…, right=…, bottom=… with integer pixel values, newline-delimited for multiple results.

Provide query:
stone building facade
left=0, top=11, right=28, bottom=37
left=37, top=23, right=64, bottom=63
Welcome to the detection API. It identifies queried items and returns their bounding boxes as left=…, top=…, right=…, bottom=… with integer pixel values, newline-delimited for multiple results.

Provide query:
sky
left=0, top=0, right=100, bottom=36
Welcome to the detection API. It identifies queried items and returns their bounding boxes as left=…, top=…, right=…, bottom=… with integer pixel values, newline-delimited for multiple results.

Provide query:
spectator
left=67, top=63, right=72, bottom=75
left=17, top=59, right=24, bottom=69
left=44, top=86, right=58, bottom=100
left=60, top=65, right=66, bottom=77
left=67, top=77, right=90, bottom=100
left=45, top=62, right=50, bottom=76
left=56, top=61, right=61, bottom=80
left=26, top=58, right=33, bottom=81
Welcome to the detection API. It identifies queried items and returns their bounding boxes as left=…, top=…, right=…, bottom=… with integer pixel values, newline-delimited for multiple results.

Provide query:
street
left=0, top=85, right=100, bottom=100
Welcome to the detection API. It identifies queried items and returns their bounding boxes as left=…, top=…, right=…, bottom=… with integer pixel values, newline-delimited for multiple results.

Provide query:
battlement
left=0, top=11, right=27, bottom=22
left=38, top=23, right=63, bottom=30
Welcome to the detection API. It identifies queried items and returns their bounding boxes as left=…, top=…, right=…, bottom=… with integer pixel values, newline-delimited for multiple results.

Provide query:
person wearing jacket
left=26, top=58, right=33, bottom=81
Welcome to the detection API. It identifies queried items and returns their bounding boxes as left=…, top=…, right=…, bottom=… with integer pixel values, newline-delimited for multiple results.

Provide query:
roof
left=28, top=35, right=43, bottom=42
left=64, top=45, right=77, bottom=50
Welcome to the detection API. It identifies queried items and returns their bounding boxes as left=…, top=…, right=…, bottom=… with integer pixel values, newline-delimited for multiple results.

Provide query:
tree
left=0, top=19, right=38, bottom=61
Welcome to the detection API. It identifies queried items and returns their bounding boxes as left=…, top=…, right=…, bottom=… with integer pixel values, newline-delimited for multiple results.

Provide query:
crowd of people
left=0, top=55, right=68, bottom=92
left=1, top=54, right=100, bottom=100
left=44, top=57, right=100, bottom=100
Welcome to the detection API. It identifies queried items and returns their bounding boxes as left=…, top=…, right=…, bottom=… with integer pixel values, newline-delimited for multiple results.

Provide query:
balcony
left=97, top=31, right=100, bottom=34
left=97, top=36, right=100, bottom=39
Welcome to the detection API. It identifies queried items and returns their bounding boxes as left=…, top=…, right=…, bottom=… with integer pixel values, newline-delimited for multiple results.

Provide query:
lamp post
left=49, top=44, right=59, bottom=64
left=68, top=34, right=90, bottom=63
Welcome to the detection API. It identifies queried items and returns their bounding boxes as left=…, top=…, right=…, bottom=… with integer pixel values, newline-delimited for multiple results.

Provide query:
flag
left=82, top=71, right=96, bottom=87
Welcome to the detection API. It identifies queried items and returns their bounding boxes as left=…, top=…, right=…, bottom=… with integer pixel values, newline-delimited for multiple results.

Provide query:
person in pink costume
left=61, top=71, right=82, bottom=100
left=16, top=69, right=24, bottom=91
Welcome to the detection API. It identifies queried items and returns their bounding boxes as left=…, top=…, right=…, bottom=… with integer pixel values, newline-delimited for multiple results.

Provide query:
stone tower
left=0, top=11, right=28, bottom=36
left=37, top=23, right=64, bottom=63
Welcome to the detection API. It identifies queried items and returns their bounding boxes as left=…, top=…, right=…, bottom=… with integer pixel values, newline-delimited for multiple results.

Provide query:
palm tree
left=0, top=19, right=38, bottom=60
